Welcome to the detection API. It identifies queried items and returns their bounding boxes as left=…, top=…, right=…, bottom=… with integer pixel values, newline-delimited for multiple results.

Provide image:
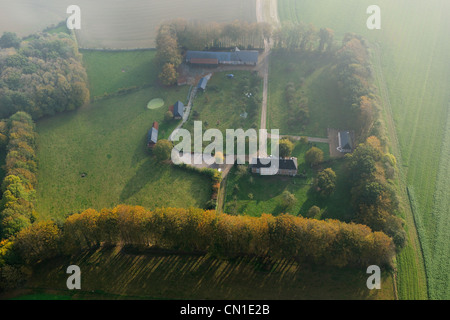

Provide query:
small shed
left=147, top=122, right=159, bottom=148
left=337, top=131, right=353, bottom=153
left=173, top=101, right=184, bottom=119
left=197, top=77, right=209, bottom=91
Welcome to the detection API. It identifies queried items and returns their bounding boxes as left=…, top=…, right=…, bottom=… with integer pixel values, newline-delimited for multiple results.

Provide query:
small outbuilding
left=337, top=131, right=353, bottom=153
left=147, top=121, right=159, bottom=148
left=173, top=101, right=184, bottom=119
left=197, top=77, right=209, bottom=91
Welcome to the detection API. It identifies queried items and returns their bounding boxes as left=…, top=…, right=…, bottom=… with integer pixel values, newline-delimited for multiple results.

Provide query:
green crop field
left=278, top=0, right=450, bottom=299
left=35, top=82, right=211, bottom=221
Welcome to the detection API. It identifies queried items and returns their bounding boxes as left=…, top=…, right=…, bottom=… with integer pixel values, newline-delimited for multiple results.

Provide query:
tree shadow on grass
left=298, top=187, right=321, bottom=217
left=27, top=246, right=387, bottom=300
left=130, top=134, right=149, bottom=167
left=119, top=156, right=165, bottom=202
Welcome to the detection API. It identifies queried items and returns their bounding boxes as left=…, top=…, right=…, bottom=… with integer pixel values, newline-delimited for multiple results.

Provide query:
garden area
left=183, top=71, right=263, bottom=148
left=224, top=140, right=353, bottom=221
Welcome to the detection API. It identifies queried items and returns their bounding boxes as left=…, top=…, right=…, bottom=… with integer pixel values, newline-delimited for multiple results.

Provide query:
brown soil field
left=0, top=0, right=257, bottom=49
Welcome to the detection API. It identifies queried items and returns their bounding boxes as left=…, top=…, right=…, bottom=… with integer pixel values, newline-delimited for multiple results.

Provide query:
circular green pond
left=147, top=98, right=164, bottom=110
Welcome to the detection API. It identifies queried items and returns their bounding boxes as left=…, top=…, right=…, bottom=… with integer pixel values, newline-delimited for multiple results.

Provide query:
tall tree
left=0, top=32, right=21, bottom=49
left=153, top=139, right=173, bottom=162
left=279, top=138, right=294, bottom=158
left=305, top=147, right=324, bottom=167
left=316, top=168, right=337, bottom=197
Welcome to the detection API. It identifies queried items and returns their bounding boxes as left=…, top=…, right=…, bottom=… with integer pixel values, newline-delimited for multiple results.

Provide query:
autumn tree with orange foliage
left=0, top=112, right=38, bottom=239
left=56, top=205, right=395, bottom=267
left=347, top=136, right=405, bottom=248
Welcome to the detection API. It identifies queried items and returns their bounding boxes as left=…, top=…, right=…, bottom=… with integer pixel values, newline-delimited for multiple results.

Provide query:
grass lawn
left=16, top=246, right=395, bottom=300
left=35, top=87, right=211, bottom=221
left=224, top=141, right=353, bottom=220
left=268, top=52, right=352, bottom=137
left=81, top=49, right=158, bottom=99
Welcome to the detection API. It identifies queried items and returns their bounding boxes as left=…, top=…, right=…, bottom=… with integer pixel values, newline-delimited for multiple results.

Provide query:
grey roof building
left=147, top=121, right=159, bottom=147
left=337, top=131, right=353, bottom=153
left=250, top=157, right=298, bottom=176
left=173, top=101, right=184, bottom=119
left=186, top=50, right=259, bottom=66
left=198, top=77, right=209, bottom=91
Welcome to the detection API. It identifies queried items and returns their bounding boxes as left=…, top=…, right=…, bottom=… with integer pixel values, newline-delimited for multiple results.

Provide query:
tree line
left=0, top=31, right=90, bottom=119
left=334, top=34, right=381, bottom=142
left=346, top=136, right=406, bottom=248
left=0, top=204, right=396, bottom=289
left=272, top=22, right=334, bottom=53
left=0, top=112, right=38, bottom=240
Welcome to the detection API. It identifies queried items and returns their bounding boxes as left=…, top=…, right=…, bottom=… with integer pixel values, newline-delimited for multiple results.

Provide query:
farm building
left=173, top=101, right=184, bottom=119
left=197, top=77, right=209, bottom=91
left=250, top=157, right=298, bottom=176
left=147, top=121, right=159, bottom=148
left=337, top=131, right=353, bottom=153
left=186, top=50, right=259, bottom=66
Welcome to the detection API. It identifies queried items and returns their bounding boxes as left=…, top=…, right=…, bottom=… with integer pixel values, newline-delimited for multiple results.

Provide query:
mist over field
left=0, top=0, right=256, bottom=48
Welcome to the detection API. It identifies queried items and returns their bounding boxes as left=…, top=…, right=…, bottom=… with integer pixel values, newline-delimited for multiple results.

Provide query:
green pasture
left=35, top=87, right=211, bottom=221
left=81, top=49, right=158, bottom=99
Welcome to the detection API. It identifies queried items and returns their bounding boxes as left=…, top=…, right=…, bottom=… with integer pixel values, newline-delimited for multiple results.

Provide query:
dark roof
left=173, top=101, right=184, bottom=118
left=339, top=131, right=353, bottom=150
left=198, top=77, right=208, bottom=90
left=147, top=127, right=158, bottom=145
left=186, top=50, right=258, bottom=64
left=250, top=157, right=298, bottom=170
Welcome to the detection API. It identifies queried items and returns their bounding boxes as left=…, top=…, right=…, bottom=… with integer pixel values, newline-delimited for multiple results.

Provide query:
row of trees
left=0, top=112, right=38, bottom=239
left=346, top=136, right=406, bottom=248
left=0, top=32, right=90, bottom=119
left=273, top=22, right=334, bottom=53
left=168, top=19, right=271, bottom=52
left=1, top=205, right=395, bottom=270
left=335, top=34, right=379, bottom=141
